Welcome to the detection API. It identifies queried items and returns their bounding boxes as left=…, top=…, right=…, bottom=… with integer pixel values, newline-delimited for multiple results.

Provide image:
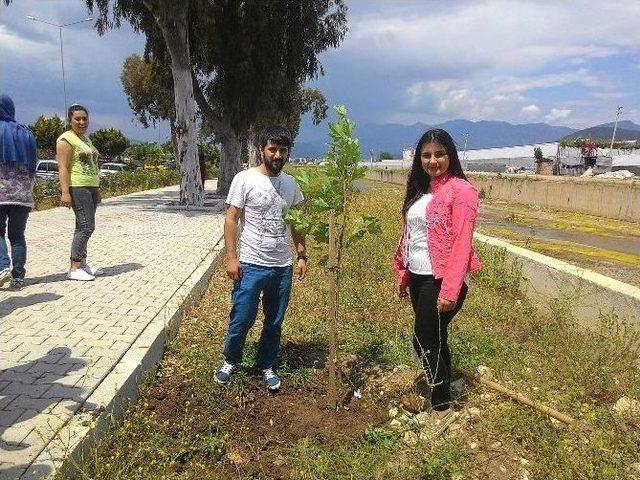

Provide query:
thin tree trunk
left=145, top=0, right=203, bottom=206
left=327, top=212, right=340, bottom=410
left=248, top=136, right=261, bottom=166
left=217, top=130, right=243, bottom=195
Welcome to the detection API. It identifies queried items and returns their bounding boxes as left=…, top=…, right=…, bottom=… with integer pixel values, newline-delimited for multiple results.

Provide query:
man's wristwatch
left=297, top=254, right=308, bottom=261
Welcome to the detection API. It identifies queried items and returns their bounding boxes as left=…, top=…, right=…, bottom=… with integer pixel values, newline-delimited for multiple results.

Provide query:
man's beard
left=263, top=157, right=285, bottom=175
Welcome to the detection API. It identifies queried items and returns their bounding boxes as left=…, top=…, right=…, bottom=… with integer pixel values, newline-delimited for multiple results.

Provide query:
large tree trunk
left=144, top=0, right=203, bottom=206
left=217, top=128, right=243, bottom=195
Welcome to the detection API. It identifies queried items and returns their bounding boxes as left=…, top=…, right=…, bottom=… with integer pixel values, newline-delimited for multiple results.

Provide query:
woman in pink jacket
left=394, top=129, right=481, bottom=418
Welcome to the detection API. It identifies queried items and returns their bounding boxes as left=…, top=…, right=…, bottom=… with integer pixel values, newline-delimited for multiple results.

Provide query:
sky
left=1, top=0, right=639, bottom=143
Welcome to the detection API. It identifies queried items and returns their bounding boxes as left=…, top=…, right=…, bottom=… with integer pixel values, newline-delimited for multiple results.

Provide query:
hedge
left=34, top=169, right=181, bottom=211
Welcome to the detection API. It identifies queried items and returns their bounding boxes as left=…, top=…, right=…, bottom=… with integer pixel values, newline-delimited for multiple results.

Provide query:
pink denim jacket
left=393, top=171, right=482, bottom=302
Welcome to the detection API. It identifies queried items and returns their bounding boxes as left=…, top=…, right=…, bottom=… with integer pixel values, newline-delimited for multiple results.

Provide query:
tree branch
left=191, top=70, right=225, bottom=134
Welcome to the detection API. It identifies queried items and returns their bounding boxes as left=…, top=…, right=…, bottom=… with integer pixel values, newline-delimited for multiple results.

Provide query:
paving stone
left=0, top=183, right=224, bottom=476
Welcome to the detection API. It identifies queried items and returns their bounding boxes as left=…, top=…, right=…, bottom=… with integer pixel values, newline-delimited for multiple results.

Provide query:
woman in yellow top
left=56, top=104, right=102, bottom=281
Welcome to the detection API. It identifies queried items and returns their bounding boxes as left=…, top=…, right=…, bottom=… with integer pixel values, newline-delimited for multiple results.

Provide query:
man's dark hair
left=258, top=125, right=292, bottom=149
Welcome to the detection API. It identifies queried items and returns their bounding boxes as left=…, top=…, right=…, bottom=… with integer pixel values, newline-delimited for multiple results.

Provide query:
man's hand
left=60, top=192, right=72, bottom=208
left=396, top=283, right=408, bottom=298
left=226, top=258, right=242, bottom=280
left=437, top=298, right=455, bottom=312
left=296, top=258, right=307, bottom=281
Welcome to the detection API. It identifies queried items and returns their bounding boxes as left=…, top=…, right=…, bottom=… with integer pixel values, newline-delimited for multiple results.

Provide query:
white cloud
left=0, top=24, right=57, bottom=61
left=546, top=108, right=572, bottom=123
left=406, top=79, right=496, bottom=120
left=498, top=69, right=605, bottom=94
left=344, top=0, right=640, bottom=74
left=404, top=69, right=606, bottom=123
left=520, top=104, right=540, bottom=120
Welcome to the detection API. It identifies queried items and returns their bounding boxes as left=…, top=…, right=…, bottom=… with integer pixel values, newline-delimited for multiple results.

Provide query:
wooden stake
left=327, top=212, right=340, bottom=410
left=457, top=369, right=577, bottom=426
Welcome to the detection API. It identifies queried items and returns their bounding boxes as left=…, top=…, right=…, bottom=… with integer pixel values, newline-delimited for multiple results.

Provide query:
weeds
left=59, top=180, right=640, bottom=480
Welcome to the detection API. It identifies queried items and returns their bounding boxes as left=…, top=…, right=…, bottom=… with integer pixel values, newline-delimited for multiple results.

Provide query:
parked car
left=35, top=160, right=59, bottom=181
left=99, top=162, right=127, bottom=177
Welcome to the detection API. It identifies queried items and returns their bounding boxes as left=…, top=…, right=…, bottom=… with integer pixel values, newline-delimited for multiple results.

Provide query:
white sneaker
left=0, top=268, right=11, bottom=287
left=262, top=368, right=281, bottom=391
left=82, top=265, right=103, bottom=276
left=67, top=268, right=95, bottom=281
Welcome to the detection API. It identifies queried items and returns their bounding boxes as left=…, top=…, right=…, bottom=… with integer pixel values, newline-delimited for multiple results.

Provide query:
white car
left=99, top=162, right=127, bottom=177
left=35, top=160, right=59, bottom=180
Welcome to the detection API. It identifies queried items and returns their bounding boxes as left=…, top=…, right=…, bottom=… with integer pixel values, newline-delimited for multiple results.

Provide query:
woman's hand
left=396, top=283, right=408, bottom=298
left=437, top=298, right=455, bottom=312
left=60, top=192, right=72, bottom=208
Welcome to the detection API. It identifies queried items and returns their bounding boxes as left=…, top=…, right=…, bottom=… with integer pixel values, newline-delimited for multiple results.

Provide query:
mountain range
left=292, top=119, right=640, bottom=158
left=562, top=120, right=640, bottom=142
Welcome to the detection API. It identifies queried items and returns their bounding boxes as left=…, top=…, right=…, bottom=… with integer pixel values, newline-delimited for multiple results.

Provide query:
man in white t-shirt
left=215, top=126, right=307, bottom=391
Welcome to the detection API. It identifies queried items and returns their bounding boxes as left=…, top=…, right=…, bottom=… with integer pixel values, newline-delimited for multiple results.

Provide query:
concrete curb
left=21, top=238, right=226, bottom=479
left=474, top=232, right=640, bottom=331
left=363, top=168, right=640, bottom=221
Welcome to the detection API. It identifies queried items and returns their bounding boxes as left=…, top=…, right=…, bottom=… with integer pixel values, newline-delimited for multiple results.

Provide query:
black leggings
left=408, top=272, right=467, bottom=411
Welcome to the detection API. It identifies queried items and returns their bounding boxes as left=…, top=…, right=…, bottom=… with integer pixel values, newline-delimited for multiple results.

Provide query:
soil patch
left=146, top=376, right=195, bottom=422
left=215, top=375, right=387, bottom=478
left=219, top=377, right=387, bottom=444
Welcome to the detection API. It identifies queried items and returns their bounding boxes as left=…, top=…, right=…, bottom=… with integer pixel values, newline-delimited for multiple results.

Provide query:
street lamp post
left=25, top=15, right=93, bottom=115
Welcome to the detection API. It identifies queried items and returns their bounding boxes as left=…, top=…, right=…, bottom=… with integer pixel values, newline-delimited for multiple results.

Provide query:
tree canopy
left=29, top=116, right=66, bottom=149
left=190, top=0, right=346, bottom=135
left=83, top=0, right=348, bottom=194
left=90, top=128, right=130, bottom=158
left=121, top=54, right=174, bottom=128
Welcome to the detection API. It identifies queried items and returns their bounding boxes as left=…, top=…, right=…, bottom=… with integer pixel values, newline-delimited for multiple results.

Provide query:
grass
left=58, top=181, right=640, bottom=480
left=479, top=225, right=640, bottom=266
left=478, top=224, right=640, bottom=287
left=480, top=199, right=640, bottom=238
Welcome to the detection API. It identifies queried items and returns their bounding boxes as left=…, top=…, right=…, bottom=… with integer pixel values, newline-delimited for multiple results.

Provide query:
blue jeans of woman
left=69, top=187, right=99, bottom=263
left=0, top=205, right=30, bottom=279
left=223, top=263, right=293, bottom=370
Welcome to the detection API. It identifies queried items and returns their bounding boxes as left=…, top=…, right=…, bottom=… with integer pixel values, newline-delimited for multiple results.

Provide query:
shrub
left=29, top=115, right=65, bottom=149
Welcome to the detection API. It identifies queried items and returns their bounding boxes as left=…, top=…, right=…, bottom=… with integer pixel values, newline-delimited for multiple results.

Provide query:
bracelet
left=297, top=254, right=308, bottom=261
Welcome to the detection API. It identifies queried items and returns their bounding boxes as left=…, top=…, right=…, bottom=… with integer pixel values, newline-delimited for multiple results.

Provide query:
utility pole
left=462, top=132, right=469, bottom=170
left=609, top=106, right=623, bottom=151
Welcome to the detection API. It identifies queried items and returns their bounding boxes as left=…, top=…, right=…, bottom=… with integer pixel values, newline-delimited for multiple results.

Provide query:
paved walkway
left=0, top=182, right=225, bottom=479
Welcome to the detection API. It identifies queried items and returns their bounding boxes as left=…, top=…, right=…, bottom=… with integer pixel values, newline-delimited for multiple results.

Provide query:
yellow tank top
left=57, top=130, right=100, bottom=187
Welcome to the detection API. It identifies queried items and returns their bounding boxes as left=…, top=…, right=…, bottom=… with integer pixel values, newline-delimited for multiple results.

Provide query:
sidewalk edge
left=22, top=240, right=225, bottom=479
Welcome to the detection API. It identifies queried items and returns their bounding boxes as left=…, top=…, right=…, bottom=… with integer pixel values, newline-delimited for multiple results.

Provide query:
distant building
left=402, top=148, right=413, bottom=162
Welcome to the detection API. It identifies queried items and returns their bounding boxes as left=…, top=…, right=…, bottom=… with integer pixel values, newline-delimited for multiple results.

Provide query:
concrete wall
left=364, top=168, right=640, bottom=221
left=474, top=233, right=640, bottom=334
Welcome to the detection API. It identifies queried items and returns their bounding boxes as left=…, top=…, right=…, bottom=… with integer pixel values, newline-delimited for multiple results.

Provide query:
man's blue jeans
left=0, top=205, right=30, bottom=279
left=223, top=263, right=293, bottom=370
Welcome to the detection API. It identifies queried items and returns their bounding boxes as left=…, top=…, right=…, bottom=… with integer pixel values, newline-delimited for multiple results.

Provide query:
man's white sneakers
left=67, top=268, right=95, bottom=281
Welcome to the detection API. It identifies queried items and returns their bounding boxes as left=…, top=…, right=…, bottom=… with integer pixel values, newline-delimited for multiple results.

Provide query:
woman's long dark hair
left=402, top=128, right=468, bottom=213
left=66, top=104, right=88, bottom=131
